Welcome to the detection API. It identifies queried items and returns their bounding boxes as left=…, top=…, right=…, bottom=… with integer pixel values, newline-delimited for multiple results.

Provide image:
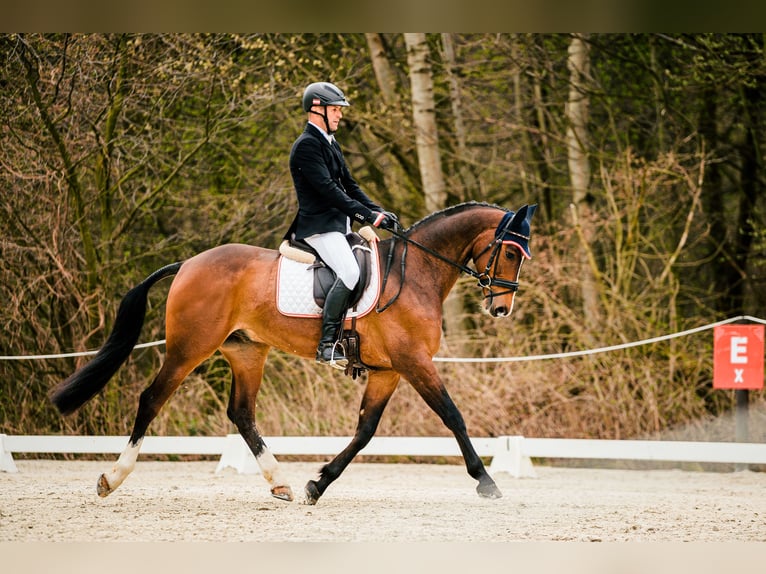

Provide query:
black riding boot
left=316, top=278, right=353, bottom=369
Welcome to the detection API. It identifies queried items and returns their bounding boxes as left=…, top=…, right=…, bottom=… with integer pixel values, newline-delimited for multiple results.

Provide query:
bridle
left=376, top=219, right=522, bottom=313
left=474, top=237, right=522, bottom=303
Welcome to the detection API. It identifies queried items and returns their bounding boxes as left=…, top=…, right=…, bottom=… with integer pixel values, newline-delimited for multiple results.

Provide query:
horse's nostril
left=493, top=306, right=508, bottom=317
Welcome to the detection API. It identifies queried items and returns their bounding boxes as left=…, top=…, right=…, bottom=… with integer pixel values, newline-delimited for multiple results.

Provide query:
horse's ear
left=509, top=204, right=536, bottom=228
left=505, top=204, right=536, bottom=259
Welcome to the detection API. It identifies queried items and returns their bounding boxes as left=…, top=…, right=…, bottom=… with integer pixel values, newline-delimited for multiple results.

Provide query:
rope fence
left=3, top=315, right=765, bottom=474
left=1, top=315, right=764, bottom=363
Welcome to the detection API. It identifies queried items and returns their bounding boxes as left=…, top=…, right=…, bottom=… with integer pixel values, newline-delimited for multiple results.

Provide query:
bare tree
left=566, top=33, right=601, bottom=331
left=440, top=33, right=478, bottom=202
left=403, top=33, right=471, bottom=342
left=365, top=33, right=399, bottom=107
left=404, top=33, right=445, bottom=213
left=3, top=32, right=765, bottom=442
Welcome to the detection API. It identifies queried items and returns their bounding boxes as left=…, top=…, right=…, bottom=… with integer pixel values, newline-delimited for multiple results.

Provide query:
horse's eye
left=505, top=249, right=517, bottom=261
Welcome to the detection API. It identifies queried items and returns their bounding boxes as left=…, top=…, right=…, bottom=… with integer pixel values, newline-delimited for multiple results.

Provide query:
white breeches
left=305, top=231, right=360, bottom=290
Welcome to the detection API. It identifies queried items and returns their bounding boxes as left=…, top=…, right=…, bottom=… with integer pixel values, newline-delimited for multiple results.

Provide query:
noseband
left=376, top=221, right=521, bottom=312
left=474, top=237, right=520, bottom=300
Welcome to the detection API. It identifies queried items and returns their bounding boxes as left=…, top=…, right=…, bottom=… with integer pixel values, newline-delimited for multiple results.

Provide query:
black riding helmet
left=302, top=82, right=350, bottom=134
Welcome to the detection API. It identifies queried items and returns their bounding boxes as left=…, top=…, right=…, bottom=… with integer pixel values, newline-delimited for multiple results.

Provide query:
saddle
left=278, top=227, right=379, bottom=379
left=278, top=227, right=375, bottom=310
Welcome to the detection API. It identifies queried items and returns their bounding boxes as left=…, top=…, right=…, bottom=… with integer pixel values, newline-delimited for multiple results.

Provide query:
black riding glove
left=371, top=211, right=400, bottom=232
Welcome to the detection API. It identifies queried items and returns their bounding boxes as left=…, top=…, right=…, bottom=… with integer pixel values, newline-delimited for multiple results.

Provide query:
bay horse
left=50, top=201, right=536, bottom=505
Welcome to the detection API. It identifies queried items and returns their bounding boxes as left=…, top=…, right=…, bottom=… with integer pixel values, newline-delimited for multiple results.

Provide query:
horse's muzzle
left=483, top=286, right=517, bottom=318
left=490, top=305, right=511, bottom=318
left=484, top=294, right=515, bottom=318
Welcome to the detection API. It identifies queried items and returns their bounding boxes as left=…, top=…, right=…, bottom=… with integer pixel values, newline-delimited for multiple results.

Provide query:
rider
left=286, top=81, right=399, bottom=369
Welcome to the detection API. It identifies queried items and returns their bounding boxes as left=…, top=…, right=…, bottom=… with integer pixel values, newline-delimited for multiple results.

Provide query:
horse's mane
left=405, top=201, right=507, bottom=234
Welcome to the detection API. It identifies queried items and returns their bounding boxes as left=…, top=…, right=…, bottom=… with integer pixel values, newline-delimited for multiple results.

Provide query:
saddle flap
left=313, top=234, right=372, bottom=309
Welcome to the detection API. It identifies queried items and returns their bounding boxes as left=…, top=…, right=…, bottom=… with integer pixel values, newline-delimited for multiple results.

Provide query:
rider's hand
left=372, top=211, right=399, bottom=232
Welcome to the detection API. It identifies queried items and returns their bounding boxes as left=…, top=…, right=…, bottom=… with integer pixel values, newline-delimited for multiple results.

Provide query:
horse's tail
left=49, top=262, right=184, bottom=415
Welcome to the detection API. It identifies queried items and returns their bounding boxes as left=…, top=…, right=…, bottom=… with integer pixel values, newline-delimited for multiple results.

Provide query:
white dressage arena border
left=2, top=317, right=764, bottom=479
left=3, top=433, right=766, bottom=477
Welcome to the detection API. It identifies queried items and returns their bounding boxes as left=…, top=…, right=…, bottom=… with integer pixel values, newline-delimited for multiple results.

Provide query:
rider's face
left=324, top=105, right=343, bottom=132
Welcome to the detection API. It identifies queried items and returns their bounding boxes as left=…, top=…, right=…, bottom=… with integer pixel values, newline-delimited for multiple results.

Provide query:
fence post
left=215, top=434, right=261, bottom=475
left=488, top=435, right=536, bottom=478
left=735, top=389, right=750, bottom=472
left=0, top=434, right=19, bottom=473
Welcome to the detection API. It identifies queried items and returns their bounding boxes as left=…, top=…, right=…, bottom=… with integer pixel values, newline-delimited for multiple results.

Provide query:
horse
left=50, top=201, right=536, bottom=505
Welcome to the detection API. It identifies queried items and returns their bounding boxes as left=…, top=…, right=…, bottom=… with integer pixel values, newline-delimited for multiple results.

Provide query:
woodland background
left=1, top=33, right=764, bottom=447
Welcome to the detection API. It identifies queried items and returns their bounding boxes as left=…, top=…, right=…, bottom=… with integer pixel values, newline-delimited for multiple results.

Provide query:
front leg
left=403, top=357, right=502, bottom=500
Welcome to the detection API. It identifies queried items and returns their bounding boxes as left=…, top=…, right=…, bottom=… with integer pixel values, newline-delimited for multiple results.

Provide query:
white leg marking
left=256, top=447, right=294, bottom=501
left=256, top=448, right=288, bottom=488
left=100, top=438, right=143, bottom=495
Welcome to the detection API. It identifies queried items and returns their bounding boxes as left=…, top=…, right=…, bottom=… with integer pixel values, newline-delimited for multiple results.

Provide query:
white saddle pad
left=276, top=241, right=381, bottom=318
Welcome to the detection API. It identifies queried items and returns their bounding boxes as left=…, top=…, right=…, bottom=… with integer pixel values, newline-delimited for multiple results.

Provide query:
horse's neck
left=406, top=211, right=492, bottom=295
left=413, top=211, right=489, bottom=263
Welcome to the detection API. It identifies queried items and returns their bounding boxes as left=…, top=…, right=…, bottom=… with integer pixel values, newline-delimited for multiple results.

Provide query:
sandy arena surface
left=1, top=459, right=764, bottom=543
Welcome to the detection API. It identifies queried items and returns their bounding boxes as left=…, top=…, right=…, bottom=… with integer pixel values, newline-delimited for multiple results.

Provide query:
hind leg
left=221, top=340, right=293, bottom=502
left=304, top=369, right=400, bottom=504
left=97, top=356, right=198, bottom=497
left=97, top=438, right=143, bottom=497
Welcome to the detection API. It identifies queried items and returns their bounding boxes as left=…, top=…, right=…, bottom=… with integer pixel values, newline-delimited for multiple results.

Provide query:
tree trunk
left=96, top=34, right=129, bottom=263
left=362, top=33, right=413, bottom=208
left=699, top=85, right=728, bottom=314
left=566, top=33, right=601, bottom=332
left=404, top=33, right=467, bottom=343
left=530, top=43, right=555, bottom=222
left=732, top=75, right=763, bottom=314
left=18, top=36, right=100, bottom=294
left=365, top=33, right=399, bottom=107
left=404, top=33, right=446, bottom=213
left=441, top=32, right=477, bottom=202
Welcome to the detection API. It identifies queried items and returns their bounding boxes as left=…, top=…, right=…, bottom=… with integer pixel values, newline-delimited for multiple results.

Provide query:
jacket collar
left=306, top=122, right=335, bottom=145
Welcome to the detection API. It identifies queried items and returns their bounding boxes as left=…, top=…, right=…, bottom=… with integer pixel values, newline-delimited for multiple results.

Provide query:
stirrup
left=316, top=342, right=349, bottom=370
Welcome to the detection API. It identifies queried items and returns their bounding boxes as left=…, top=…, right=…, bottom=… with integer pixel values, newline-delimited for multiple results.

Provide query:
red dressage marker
left=713, top=324, right=765, bottom=390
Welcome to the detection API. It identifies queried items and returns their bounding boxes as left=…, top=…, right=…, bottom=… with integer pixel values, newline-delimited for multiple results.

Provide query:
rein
left=375, top=223, right=520, bottom=313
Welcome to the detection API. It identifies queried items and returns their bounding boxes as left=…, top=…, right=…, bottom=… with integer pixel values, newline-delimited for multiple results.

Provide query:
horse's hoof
left=477, top=481, right=503, bottom=499
left=303, top=480, right=321, bottom=505
left=96, top=474, right=113, bottom=498
left=270, top=485, right=294, bottom=502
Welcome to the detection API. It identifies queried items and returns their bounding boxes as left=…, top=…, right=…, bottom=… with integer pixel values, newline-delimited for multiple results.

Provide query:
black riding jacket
left=286, top=123, right=382, bottom=241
